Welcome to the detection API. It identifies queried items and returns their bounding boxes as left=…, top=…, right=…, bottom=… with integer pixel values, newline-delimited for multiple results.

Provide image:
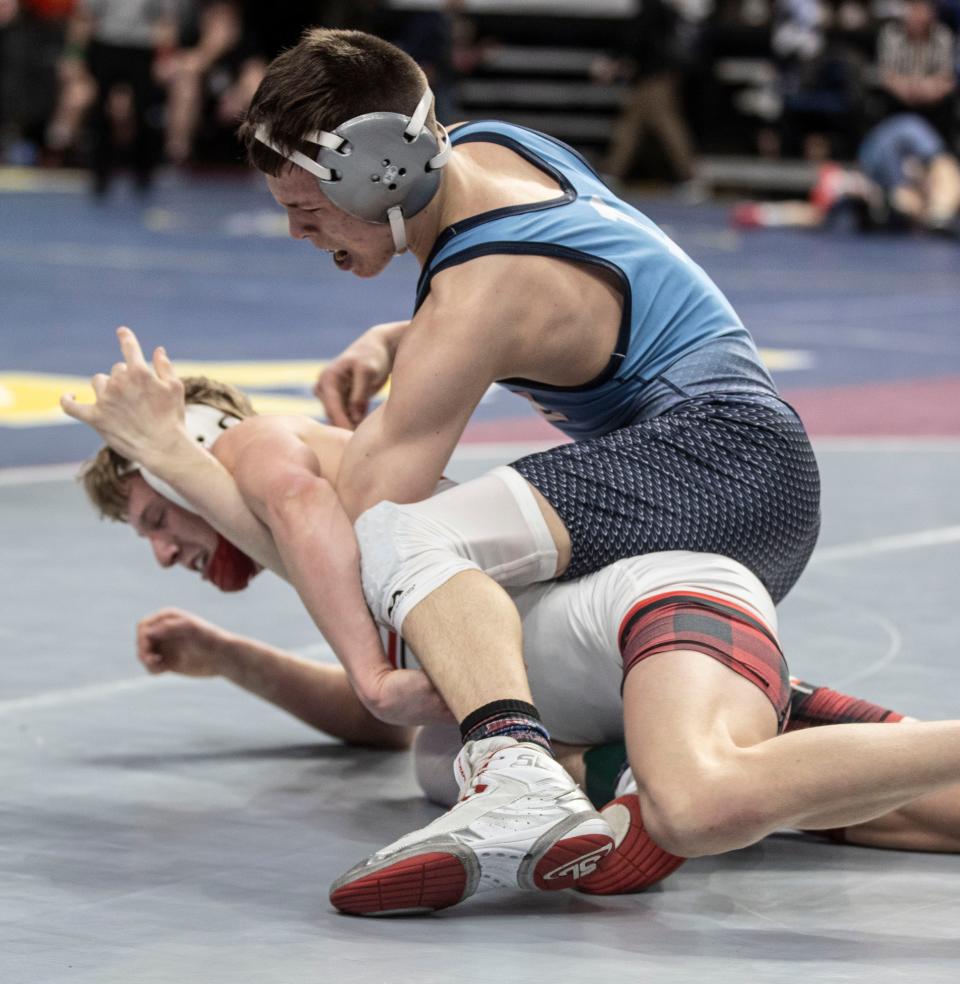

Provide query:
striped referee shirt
left=877, top=22, right=956, bottom=78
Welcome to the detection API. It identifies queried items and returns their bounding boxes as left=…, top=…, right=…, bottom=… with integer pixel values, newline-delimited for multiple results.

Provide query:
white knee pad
left=355, top=465, right=557, bottom=634
left=412, top=724, right=462, bottom=808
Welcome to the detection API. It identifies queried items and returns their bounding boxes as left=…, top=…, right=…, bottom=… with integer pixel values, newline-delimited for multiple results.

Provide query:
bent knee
left=639, top=763, right=768, bottom=857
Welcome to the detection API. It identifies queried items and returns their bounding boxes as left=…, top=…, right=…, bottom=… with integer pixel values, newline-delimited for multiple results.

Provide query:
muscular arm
left=333, top=278, right=517, bottom=519
left=217, top=633, right=412, bottom=748
left=140, top=416, right=350, bottom=580
left=138, top=608, right=411, bottom=748
left=332, top=252, right=619, bottom=518
left=147, top=433, right=290, bottom=578
left=223, top=416, right=451, bottom=725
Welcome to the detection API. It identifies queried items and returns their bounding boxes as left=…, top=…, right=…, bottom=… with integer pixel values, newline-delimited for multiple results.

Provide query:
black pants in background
left=86, top=41, right=162, bottom=192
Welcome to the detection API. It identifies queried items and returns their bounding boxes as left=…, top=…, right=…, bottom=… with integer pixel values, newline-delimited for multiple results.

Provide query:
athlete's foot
left=329, top=736, right=614, bottom=916
left=578, top=772, right=685, bottom=895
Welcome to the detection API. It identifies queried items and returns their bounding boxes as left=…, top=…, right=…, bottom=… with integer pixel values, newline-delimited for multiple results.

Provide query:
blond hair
left=80, top=376, right=255, bottom=522
left=238, top=28, right=434, bottom=176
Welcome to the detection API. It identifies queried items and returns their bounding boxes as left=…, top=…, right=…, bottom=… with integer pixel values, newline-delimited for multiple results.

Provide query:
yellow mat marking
left=0, top=350, right=805, bottom=427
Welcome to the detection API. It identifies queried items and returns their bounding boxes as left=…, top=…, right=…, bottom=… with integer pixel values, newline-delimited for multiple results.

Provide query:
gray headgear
left=254, top=87, right=451, bottom=254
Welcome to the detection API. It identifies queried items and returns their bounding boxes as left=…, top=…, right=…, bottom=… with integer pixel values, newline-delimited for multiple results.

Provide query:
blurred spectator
left=59, top=0, right=179, bottom=194
left=0, top=0, right=76, bottom=163
left=876, top=0, right=956, bottom=139
left=772, top=0, right=869, bottom=159
left=160, top=1, right=266, bottom=164
left=694, top=0, right=776, bottom=155
left=733, top=112, right=960, bottom=231
left=595, top=0, right=702, bottom=187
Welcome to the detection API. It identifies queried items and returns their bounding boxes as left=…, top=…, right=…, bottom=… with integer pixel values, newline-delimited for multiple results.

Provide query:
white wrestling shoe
left=329, top=736, right=614, bottom=916
left=577, top=771, right=685, bottom=896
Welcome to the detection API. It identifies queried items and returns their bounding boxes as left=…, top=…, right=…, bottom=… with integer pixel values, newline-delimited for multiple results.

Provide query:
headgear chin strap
left=130, top=403, right=241, bottom=512
left=254, top=86, right=451, bottom=254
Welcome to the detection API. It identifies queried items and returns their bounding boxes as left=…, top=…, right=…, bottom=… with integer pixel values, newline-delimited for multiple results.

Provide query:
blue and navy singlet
left=414, top=120, right=777, bottom=441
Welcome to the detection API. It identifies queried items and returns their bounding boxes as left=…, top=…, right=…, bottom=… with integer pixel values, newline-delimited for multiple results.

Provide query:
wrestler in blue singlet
left=417, top=122, right=820, bottom=602
left=416, top=121, right=777, bottom=440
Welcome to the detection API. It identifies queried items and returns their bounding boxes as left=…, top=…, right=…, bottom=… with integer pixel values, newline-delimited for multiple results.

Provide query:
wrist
left=214, top=629, right=249, bottom=682
left=138, top=425, right=201, bottom=475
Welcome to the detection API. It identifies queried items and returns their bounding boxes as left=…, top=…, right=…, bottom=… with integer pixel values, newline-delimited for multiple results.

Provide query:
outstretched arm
left=138, top=608, right=412, bottom=749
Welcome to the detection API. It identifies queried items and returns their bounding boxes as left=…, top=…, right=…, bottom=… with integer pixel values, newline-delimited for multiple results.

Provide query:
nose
left=149, top=535, right=179, bottom=569
left=288, top=211, right=310, bottom=240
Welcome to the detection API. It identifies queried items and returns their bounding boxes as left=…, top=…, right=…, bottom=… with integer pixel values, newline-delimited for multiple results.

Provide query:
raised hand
left=60, top=326, right=186, bottom=467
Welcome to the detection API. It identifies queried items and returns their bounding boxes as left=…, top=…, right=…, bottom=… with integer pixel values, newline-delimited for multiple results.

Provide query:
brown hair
left=80, top=376, right=255, bottom=522
left=237, top=28, right=433, bottom=176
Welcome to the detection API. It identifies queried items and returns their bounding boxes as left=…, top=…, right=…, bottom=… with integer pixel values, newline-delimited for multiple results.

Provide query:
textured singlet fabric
left=414, top=120, right=778, bottom=441
left=414, top=121, right=820, bottom=603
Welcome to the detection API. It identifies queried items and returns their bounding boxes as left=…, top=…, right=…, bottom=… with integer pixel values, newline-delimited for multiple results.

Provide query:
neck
left=405, top=149, right=485, bottom=266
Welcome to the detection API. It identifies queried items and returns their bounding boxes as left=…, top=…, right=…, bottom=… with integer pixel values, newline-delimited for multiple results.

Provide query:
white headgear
left=130, top=403, right=241, bottom=513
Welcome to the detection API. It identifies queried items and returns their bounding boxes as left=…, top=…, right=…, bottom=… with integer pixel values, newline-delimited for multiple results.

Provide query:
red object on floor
left=329, top=852, right=469, bottom=916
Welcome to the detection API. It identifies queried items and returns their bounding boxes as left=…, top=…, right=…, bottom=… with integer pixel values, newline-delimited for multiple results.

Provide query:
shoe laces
left=455, top=738, right=518, bottom=799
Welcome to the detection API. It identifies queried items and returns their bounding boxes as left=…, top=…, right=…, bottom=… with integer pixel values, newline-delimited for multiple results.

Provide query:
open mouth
left=193, top=551, right=210, bottom=577
left=333, top=249, right=350, bottom=270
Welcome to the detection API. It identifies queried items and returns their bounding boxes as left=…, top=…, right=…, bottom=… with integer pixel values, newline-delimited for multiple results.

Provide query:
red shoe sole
left=577, top=796, right=684, bottom=895
left=330, top=851, right=469, bottom=916
left=531, top=834, right=615, bottom=891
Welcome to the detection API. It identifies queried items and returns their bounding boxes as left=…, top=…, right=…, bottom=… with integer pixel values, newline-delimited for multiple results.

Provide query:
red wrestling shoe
left=577, top=773, right=685, bottom=895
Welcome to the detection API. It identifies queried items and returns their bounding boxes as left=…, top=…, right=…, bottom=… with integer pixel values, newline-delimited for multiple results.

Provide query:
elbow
left=333, top=471, right=374, bottom=523
left=351, top=669, right=412, bottom=728
left=354, top=677, right=389, bottom=722
left=263, top=471, right=336, bottom=531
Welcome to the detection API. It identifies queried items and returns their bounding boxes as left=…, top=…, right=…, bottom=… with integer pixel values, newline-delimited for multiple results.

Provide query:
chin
left=353, top=254, right=393, bottom=279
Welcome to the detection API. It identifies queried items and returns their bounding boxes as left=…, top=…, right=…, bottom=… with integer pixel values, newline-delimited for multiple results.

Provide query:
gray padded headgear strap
left=254, top=87, right=450, bottom=254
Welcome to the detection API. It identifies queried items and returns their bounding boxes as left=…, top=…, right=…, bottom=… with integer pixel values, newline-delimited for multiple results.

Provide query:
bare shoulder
left=212, top=415, right=311, bottom=468
left=428, top=251, right=619, bottom=321
left=214, top=414, right=346, bottom=484
left=412, top=252, right=622, bottom=385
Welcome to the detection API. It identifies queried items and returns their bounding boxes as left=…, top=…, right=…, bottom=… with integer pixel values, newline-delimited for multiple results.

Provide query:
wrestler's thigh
left=623, top=650, right=778, bottom=815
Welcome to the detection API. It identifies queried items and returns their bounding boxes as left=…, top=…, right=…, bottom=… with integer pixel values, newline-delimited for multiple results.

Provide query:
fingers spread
left=153, top=345, right=175, bottom=381
left=117, top=326, right=148, bottom=369
left=60, top=393, right=93, bottom=423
